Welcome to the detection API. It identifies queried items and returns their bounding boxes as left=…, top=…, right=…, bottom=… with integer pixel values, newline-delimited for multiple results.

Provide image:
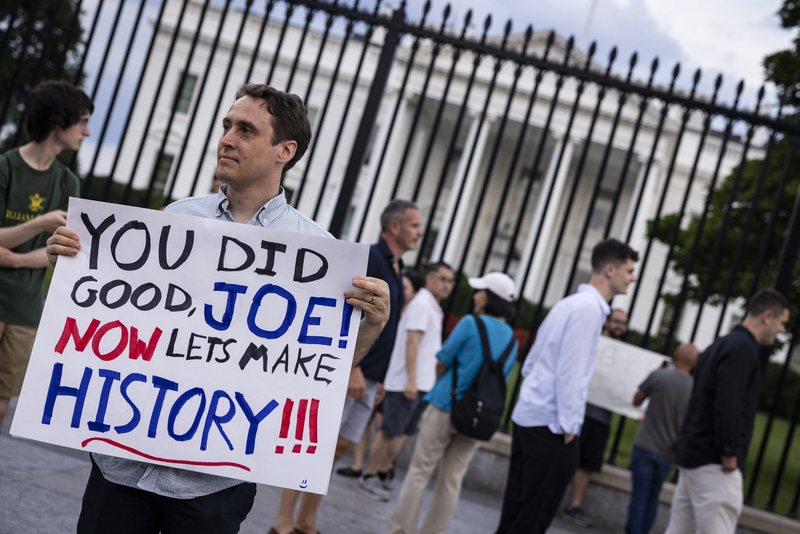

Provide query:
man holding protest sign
left=0, top=80, right=92, bottom=435
left=496, top=239, right=638, bottom=534
left=46, top=84, right=390, bottom=534
left=270, top=199, right=422, bottom=534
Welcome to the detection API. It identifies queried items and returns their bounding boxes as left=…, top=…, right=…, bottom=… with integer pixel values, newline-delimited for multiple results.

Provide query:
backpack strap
left=451, top=314, right=489, bottom=401
left=451, top=315, right=516, bottom=402
left=475, top=314, right=516, bottom=372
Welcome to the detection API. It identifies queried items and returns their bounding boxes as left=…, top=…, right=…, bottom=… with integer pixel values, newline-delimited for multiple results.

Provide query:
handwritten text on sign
left=11, top=199, right=369, bottom=495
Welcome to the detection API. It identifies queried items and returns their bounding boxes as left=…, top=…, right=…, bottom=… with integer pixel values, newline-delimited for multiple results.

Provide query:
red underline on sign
left=81, top=438, right=251, bottom=472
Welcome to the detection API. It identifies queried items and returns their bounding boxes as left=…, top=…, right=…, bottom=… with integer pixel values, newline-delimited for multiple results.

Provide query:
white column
left=620, top=160, right=649, bottom=242
left=430, top=113, right=481, bottom=263
left=520, top=135, right=575, bottom=302
left=353, top=95, right=412, bottom=244
left=613, top=160, right=662, bottom=315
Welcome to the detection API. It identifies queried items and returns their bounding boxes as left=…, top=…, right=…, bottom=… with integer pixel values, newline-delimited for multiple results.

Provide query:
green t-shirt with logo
left=0, top=148, right=80, bottom=327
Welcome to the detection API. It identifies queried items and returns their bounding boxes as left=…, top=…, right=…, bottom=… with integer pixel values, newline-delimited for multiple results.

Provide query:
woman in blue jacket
left=387, top=272, right=518, bottom=534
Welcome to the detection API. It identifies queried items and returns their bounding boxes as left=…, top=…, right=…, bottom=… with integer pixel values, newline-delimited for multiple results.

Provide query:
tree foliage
left=649, top=137, right=800, bottom=311
left=0, top=0, right=86, bottom=140
left=649, top=0, right=800, bottom=316
left=764, top=1, right=800, bottom=107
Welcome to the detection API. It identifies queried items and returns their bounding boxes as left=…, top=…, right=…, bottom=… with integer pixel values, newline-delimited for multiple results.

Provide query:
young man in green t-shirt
left=0, top=80, right=92, bottom=433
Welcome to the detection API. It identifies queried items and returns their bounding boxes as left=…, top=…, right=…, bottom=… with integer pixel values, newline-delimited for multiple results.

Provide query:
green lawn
left=604, top=412, right=800, bottom=516
left=502, top=369, right=800, bottom=517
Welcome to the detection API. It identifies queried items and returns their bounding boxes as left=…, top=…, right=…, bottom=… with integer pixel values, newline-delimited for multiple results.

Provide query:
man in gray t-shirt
left=626, top=343, right=698, bottom=534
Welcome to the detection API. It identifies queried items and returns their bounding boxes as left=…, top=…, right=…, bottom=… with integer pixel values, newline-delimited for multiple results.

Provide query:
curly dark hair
left=234, top=84, right=310, bottom=172
left=24, top=81, right=93, bottom=143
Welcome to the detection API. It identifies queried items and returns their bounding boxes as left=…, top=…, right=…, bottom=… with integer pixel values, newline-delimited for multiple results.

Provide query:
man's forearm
left=405, top=332, right=422, bottom=383
left=0, top=247, right=50, bottom=269
left=352, top=317, right=383, bottom=367
left=0, top=218, right=47, bottom=249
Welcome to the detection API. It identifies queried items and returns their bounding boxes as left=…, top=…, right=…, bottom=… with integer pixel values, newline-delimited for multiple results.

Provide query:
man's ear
left=388, top=218, right=401, bottom=236
left=762, top=309, right=774, bottom=323
left=276, top=140, right=297, bottom=165
left=603, top=262, right=616, bottom=279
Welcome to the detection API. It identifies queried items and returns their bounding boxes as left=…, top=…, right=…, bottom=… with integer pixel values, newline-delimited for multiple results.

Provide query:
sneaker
left=377, top=471, right=393, bottom=492
left=357, top=475, right=390, bottom=502
left=561, top=505, right=593, bottom=528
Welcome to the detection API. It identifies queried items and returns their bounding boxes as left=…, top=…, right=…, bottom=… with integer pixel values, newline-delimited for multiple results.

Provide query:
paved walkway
left=0, top=398, right=611, bottom=534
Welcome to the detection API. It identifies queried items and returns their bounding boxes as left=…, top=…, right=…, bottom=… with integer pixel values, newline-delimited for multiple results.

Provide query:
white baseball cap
left=468, top=272, right=517, bottom=302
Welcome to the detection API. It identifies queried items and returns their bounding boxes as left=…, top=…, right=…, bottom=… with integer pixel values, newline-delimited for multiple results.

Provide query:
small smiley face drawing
left=299, top=479, right=308, bottom=489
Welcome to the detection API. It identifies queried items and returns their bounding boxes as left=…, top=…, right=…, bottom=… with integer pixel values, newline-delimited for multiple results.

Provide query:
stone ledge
left=477, top=432, right=800, bottom=534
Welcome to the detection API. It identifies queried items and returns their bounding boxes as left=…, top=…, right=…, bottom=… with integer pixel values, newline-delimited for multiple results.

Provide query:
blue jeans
left=626, top=445, right=674, bottom=534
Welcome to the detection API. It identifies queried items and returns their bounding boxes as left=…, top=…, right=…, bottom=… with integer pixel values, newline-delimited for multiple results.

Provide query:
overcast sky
left=76, top=0, right=795, bottom=173
left=402, top=0, right=794, bottom=110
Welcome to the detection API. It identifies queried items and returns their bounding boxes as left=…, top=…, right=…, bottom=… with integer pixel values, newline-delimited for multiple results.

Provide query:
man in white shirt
left=495, top=239, right=638, bottom=534
left=357, top=261, right=455, bottom=501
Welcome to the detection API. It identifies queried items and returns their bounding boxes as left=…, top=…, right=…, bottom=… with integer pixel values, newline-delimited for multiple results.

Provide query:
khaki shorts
left=0, top=321, right=37, bottom=397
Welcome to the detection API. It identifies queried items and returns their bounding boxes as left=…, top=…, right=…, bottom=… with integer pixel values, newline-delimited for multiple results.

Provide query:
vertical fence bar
left=500, top=32, right=557, bottom=277
left=563, top=48, right=622, bottom=293
left=766, top=384, right=800, bottom=512
left=400, top=11, right=471, bottom=251
left=0, top=2, right=43, bottom=129
left=477, top=26, right=533, bottom=275
left=265, top=2, right=296, bottom=87
left=773, top=161, right=800, bottom=296
left=308, top=3, right=382, bottom=218
left=83, top=0, right=150, bottom=195
left=622, top=64, right=680, bottom=321
left=285, top=7, right=316, bottom=93
left=243, top=0, right=276, bottom=83
left=422, top=16, right=492, bottom=264
left=606, top=56, right=655, bottom=240
left=746, top=309, right=800, bottom=504
left=158, top=0, right=234, bottom=206
left=443, top=20, right=514, bottom=307
left=714, top=95, right=784, bottom=338
left=0, top=0, right=25, bottom=74
left=328, top=2, right=405, bottom=237
left=10, top=0, right=69, bottom=146
left=312, top=3, right=402, bottom=220
left=388, top=8, right=437, bottom=201
left=292, top=7, right=358, bottom=207
left=109, top=0, right=192, bottom=200
left=528, top=43, right=598, bottom=319
left=54, top=0, right=85, bottom=80
left=183, top=0, right=257, bottom=201
left=685, top=83, right=759, bottom=343
left=71, top=0, right=106, bottom=89
left=638, top=70, right=701, bottom=349
left=99, top=0, right=172, bottom=197
left=507, top=36, right=574, bottom=321
left=609, top=65, right=683, bottom=465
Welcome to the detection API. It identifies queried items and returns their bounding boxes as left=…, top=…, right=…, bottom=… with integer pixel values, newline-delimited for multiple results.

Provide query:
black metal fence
left=4, top=0, right=800, bottom=518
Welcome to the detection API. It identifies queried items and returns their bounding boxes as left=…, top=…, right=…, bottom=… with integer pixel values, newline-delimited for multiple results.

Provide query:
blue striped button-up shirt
left=93, top=186, right=331, bottom=499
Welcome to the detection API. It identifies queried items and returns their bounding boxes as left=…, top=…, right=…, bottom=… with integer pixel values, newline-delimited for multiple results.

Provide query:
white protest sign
left=586, top=336, right=670, bottom=420
left=11, top=198, right=369, bottom=495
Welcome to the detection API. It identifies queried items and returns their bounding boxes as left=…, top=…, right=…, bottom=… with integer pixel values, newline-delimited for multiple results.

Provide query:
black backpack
left=450, top=315, right=516, bottom=440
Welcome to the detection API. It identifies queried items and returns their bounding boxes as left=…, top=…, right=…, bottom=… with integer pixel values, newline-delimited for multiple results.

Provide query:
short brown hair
left=25, top=80, right=93, bottom=143
left=234, top=84, right=310, bottom=172
left=746, top=289, right=790, bottom=319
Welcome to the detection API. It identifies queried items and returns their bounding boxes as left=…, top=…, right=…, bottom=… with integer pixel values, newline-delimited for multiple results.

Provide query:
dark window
left=176, top=74, right=198, bottom=114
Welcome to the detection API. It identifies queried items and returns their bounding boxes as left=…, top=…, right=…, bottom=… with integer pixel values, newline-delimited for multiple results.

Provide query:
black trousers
left=495, top=425, right=579, bottom=534
left=77, top=458, right=257, bottom=534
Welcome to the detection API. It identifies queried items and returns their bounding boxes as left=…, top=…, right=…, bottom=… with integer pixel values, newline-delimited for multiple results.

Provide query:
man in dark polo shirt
left=665, top=289, right=789, bottom=534
left=271, top=199, right=422, bottom=534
